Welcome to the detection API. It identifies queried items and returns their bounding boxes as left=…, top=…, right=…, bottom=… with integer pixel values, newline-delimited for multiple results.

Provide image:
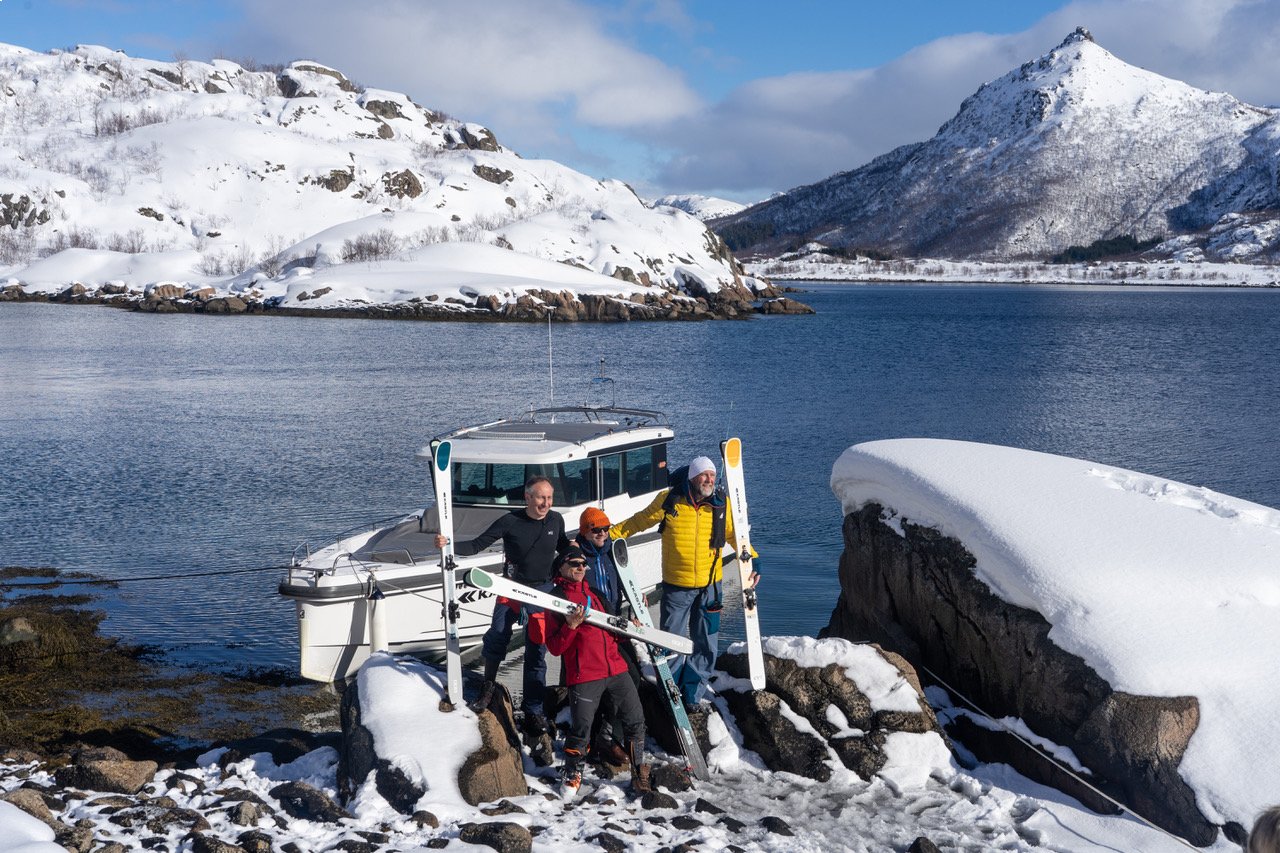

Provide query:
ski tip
left=435, top=440, right=451, bottom=470
left=723, top=437, right=741, bottom=467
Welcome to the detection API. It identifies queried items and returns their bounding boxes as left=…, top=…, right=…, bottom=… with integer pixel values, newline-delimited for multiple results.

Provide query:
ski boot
left=559, top=748, right=584, bottom=800
left=592, top=736, right=631, bottom=773
left=468, top=680, right=497, bottom=714
left=627, top=739, right=652, bottom=795
left=469, top=658, right=501, bottom=713
left=523, top=713, right=555, bottom=766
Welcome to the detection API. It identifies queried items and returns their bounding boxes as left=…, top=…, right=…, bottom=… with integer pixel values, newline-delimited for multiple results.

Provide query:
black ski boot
left=523, top=713, right=555, bottom=766
left=469, top=658, right=502, bottom=713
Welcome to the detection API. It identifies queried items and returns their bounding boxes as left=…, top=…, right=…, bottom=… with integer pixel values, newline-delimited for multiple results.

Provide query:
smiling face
left=558, top=555, right=588, bottom=580
left=587, top=525, right=609, bottom=546
left=690, top=469, right=716, bottom=499
left=525, top=480, right=554, bottom=519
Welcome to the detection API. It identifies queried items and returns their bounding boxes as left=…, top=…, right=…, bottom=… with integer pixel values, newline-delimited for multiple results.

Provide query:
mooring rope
left=916, top=661, right=1199, bottom=851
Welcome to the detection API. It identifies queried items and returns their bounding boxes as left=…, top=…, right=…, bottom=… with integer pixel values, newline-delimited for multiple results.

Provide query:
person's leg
left=606, top=673, right=650, bottom=793
left=473, top=602, right=517, bottom=710
left=561, top=678, right=607, bottom=793
left=480, top=600, right=517, bottom=668
left=684, top=594, right=719, bottom=705
left=660, top=583, right=698, bottom=696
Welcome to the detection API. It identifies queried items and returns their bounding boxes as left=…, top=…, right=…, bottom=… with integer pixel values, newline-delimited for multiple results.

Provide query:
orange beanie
left=579, top=506, right=611, bottom=534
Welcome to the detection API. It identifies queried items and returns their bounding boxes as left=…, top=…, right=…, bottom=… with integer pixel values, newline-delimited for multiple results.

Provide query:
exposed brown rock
left=823, top=503, right=1216, bottom=845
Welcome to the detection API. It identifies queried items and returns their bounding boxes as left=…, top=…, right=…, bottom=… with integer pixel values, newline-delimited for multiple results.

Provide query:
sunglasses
left=590, top=527, right=609, bottom=534
left=565, top=559, right=588, bottom=568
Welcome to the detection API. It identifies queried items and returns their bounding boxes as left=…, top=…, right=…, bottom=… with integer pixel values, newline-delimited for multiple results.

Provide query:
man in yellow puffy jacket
left=612, top=455, right=757, bottom=707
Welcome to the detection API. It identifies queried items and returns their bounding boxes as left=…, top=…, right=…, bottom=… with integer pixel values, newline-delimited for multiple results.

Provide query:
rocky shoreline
left=0, top=283, right=814, bottom=322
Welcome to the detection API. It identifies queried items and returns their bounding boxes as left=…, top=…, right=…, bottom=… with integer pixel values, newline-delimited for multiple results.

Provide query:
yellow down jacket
left=612, top=487, right=745, bottom=589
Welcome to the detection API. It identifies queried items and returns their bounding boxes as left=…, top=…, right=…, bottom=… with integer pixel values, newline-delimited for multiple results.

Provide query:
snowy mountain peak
left=715, top=30, right=1280, bottom=262
left=1059, top=25, right=1094, bottom=46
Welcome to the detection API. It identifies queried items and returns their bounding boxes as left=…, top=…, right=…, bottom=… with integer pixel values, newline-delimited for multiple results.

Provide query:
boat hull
left=281, top=530, right=663, bottom=682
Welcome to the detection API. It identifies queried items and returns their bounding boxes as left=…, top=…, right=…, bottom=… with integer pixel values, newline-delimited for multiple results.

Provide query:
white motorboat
left=279, top=405, right=673, bottom=682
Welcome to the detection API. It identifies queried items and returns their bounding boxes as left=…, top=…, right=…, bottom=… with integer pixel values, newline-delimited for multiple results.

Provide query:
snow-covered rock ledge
left=1, top=243, right=810, bottom=321
left=826, top=439, right=1280, bottom=847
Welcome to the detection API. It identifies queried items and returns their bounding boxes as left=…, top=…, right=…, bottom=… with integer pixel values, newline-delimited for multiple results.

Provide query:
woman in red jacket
left=545, top=545, right=651, bottom=798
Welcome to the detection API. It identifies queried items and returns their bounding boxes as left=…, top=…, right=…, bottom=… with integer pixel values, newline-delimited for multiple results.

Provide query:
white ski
left=432, top=440, right=464, bottom=708
left=721, top=436, right=766, bottom=690
left=612, top=538, right=710, bottom=780
left=463, top=568, right=694, bottom=655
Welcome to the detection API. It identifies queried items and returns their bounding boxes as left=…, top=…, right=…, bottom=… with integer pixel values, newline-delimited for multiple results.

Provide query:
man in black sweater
left=436, top=475, right=568, bottom=758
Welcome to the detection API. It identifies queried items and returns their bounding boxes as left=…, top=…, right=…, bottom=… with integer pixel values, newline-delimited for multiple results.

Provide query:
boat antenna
left=546, top=306, right=555, bottom=404
left=589, top=357, right=616, bottom=407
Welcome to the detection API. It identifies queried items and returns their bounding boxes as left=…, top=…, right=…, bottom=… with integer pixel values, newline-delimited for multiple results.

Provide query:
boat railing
left=290, top=512, right=420, bottom=567
left=432, top=405, right=669, bottom=444
left=518, top=405, right=669, bottom=426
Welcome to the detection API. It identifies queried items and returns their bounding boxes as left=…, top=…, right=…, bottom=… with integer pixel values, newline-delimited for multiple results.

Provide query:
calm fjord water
left=3, top=283, right=1279, bottom=672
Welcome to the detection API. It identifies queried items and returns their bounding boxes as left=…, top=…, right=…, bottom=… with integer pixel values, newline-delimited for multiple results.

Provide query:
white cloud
left=220, top=0, right=701, bottom=135
left=197, top=0, right=1279, bottom=200
left=649, top=0, right=1280, bottom=197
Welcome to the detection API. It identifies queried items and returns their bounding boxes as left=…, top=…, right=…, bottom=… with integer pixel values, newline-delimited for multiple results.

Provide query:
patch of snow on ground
left=760, top=635, right=922, bottom=712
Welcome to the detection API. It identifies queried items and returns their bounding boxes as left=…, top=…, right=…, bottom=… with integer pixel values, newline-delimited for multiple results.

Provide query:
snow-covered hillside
left=716, top=28, right=1280, bottom=263
left=0, top=44, right=767, bottom=313
left=650, top=193, right=746, bottom=221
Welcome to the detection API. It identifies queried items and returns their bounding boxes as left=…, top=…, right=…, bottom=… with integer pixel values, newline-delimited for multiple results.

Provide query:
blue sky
left=3, top=0, right=1278, bottom=202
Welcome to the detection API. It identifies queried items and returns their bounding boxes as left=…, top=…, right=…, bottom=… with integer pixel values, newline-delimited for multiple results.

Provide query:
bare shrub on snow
left=256, top=234, right=291, bottom=278
left=198, top=245, right=256, bottom=276
left=406, top=226, right=451, bottom=247
left=341, top=228, right=401, bottom=262
left=44, top=226, right=99, bottom=255
left=0, top=228, right=37, bottom=264
left=106, top=228, right=150, bottom=253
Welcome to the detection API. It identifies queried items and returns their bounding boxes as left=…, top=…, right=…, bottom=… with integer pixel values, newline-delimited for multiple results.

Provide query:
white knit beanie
left=688, top=456, right=716, bottom=479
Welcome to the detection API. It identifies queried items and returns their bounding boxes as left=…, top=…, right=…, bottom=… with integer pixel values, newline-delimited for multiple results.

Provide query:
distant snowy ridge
left=717, top=28, right=1280, bottom=264
left=650, top=193, right=747, bottom=221
left=0, top=43, right=770, bottom=314
left=749, top=247, right=1280, bottom=286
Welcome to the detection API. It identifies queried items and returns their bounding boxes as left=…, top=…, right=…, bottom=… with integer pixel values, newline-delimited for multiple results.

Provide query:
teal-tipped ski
left=433, top=440, right=464, bottom=708
left=463, top=568, right=694, bottom=655
left=612, top=537, right=710, bottom=781
left=721, top=436, right=766, bottom=690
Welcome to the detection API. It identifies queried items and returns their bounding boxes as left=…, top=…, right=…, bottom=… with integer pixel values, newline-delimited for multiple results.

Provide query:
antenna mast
left=547, top=307, right=555, bottom=404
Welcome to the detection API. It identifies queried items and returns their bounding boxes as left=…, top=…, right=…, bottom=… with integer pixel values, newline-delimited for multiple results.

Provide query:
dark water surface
left=3, top=283, right=1279, bottom=672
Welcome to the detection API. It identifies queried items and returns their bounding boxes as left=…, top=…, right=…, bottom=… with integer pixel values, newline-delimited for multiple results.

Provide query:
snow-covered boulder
left=713, top=637, right=950, bottom=787
left=827, top=439, right=1280, bottom=846
left=338, top=654, right=524, bottom=814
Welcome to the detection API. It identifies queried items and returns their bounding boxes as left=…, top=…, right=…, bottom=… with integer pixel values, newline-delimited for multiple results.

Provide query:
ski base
left=722, top=436, right=766, bottom=691
left=613, top=538, right=711, bottom=781
left=463, top=568, right=694, bottom=655
left=433, top=439, right=464, bottom=708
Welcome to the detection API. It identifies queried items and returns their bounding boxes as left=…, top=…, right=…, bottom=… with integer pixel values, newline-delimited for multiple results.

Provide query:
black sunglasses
left=591, top=526, right=609, bottom=534
left=565, top=559, right=588, bottom=568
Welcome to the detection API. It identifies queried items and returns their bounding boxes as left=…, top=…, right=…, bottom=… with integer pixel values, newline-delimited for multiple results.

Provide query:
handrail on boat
left=430, top=405, right=669, bottom=444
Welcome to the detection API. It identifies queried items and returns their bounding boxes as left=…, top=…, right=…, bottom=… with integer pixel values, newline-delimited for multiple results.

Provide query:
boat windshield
left=451, top=444, right=667, bottom=507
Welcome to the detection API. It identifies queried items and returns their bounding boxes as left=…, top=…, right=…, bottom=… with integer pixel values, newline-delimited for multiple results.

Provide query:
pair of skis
left=432, top=440, right=464, bottom=709
left=722, top=437, right=766, bottom=690
left=462, top=566, right=693, bottom=655
left=610, top=538, right=711, bottom=781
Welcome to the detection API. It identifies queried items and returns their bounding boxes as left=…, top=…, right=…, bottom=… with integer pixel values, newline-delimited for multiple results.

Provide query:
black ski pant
left=565, top=672, right=645, bottom=759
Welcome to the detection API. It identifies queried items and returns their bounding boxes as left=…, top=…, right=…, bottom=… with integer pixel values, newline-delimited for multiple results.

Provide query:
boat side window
left=623, top=444, right=667, bottom=496
left=599, top=452, right=624, bottom=499
left=453, top=462, right=527, bottom=505
left=527, top=458, right=595, bottom=507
